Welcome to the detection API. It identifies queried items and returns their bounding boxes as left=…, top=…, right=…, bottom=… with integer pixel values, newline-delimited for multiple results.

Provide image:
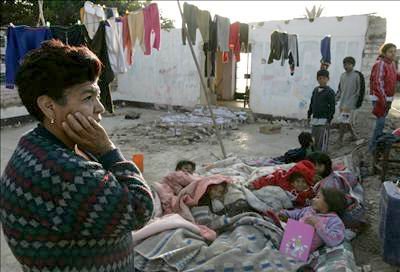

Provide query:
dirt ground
left=1, top=96, right=399, bottom=271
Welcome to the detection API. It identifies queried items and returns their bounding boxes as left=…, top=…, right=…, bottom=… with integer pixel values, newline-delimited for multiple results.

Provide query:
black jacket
left=307, top=86, right=336, bottom=122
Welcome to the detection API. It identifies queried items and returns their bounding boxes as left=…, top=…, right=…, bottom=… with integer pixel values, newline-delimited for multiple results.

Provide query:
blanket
left=134, top=212, right=304, bottom=271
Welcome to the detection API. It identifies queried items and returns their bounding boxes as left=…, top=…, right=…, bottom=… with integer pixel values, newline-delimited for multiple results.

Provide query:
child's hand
left=304, top=216, right=318, bottom=226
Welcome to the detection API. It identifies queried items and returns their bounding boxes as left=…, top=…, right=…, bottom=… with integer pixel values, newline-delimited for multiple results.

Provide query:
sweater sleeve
left=307, top=89, right=315, bottom=119
left=45, top=148, right=154, bottom=238
left=327, top=88, right=336, bottom=122
left=370, top=60, right=386, bottom=99
left=279, top=207, right=308, bottom=220
left=314, top=216, right=345, bottom=247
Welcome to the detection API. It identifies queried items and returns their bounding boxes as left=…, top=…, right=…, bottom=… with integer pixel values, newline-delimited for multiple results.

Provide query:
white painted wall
left=115, top=28, right=203, bottom=107
left=249, top=15, right=368, bottom=119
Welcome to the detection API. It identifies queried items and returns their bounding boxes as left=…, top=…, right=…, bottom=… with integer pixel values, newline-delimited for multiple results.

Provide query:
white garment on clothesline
left=83, top=1, right=105, bottom=39
left=105, top=18, right=129, bottom=74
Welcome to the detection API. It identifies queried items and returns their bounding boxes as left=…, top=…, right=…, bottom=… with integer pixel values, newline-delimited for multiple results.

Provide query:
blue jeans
left=369, top=101, right=391, bottom=152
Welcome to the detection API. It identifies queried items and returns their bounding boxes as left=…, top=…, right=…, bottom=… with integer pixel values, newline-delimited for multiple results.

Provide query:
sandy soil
left=1, top=97, right=399, bottom=271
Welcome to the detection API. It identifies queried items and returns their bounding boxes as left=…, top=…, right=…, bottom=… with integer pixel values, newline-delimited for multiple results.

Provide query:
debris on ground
left=124, top=112, right=141, bottom=120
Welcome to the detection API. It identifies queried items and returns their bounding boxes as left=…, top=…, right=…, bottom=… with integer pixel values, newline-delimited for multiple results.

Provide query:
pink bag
left=279, top=219, right=315, bottom=262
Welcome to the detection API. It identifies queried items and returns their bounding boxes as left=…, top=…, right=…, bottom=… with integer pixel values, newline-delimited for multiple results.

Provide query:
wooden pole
left=176, top=0, right=227, bottom=159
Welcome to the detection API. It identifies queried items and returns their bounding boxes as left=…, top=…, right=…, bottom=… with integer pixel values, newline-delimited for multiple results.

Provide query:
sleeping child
left=247, top=160, right=316, bottom=207
left=279, top=188, right=346, bottom=252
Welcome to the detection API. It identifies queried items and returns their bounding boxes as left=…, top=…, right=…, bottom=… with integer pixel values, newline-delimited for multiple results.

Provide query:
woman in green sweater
left=0, top=40, right=154, bottom=272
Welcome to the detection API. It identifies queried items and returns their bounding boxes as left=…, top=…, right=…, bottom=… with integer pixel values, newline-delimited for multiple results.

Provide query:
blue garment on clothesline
left=320, top=36, right=331, bottom=64
left=5, top=25, right=52, bottom=88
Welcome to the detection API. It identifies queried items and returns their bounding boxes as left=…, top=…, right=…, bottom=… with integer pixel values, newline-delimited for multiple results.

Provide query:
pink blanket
left=154, top=171, right=233, bottom=222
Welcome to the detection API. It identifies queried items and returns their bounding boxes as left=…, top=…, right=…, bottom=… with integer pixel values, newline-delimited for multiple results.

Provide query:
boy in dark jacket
left=308, top=70, right=336, bottom=152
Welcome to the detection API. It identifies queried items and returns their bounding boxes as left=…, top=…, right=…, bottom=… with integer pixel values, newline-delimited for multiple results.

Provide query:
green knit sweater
left=0, top=125, right=154, bottom=271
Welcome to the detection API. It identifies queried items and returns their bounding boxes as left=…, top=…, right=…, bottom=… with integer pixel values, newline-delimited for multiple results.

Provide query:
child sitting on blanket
left=176, top=160, right=196, bottom=174
left=274, top=132, right=315, bottom=164
left=279, top=188, right=346, bottom=252
left=247, top=160, right=316, bottom=207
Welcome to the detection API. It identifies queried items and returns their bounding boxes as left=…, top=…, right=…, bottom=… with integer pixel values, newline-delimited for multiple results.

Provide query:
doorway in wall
left=215, top=51, right=251, bottom=109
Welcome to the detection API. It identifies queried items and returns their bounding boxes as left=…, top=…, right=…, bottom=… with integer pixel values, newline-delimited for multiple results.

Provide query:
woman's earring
left=50, top=118, right=55, bottom=124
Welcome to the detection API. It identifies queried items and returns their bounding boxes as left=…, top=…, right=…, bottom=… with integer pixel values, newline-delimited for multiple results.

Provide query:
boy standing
left=307, top=70, right=336, bottom=152
left=336, top=57, right=360, bottom=143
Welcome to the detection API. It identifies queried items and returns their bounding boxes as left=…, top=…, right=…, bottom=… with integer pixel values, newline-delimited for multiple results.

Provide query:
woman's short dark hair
left=306, top=151, right=332, bottom=178
left=15, top=39, right=102, bottom=121
left=298, top=132, right=313, bottom=148
left=175, top=160, right=196, bottom=171
left=320, top=187, right=346, bottom=214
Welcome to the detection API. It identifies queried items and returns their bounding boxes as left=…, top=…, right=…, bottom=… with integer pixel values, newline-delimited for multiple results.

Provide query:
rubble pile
left=114, top=106, right=249, bottom=146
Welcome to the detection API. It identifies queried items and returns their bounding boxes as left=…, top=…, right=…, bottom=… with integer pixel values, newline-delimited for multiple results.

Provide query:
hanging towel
left=89, top=21, right=114, bottom=113
left=143, top=3, right=161, bottom=55
left=229, top=22, right=241, bottom=62
left=105, top=18, right=128, bottom=74
left=288, top=34, right=299, bottom=75
left=5, top=25, right=52, bottom=89
left=50, top=25, right=90, bottom=46
left=121, top=15, right=133, bottom=65
left=128, top=10, right=145, bottom=53
left=81, top=1, right=105, bottom=39
left=320, top=36, right=331, bottom=65
left=215, top=15, right=230, bottom=52
left=182, top=2, right=199, bottom=45
left=197, top=9, right=211, bottom=43
left=239, top=23, right=249, bottom=52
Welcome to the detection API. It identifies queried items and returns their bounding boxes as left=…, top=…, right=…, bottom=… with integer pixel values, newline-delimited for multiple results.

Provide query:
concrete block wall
left=360, top=16, right=386, bottom=95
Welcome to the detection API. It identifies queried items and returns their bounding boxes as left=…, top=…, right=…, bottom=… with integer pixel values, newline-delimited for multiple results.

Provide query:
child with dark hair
left=336, top=56, right=361, bottom=143
left=273, top=132, right=315, bottom=164
left=176, top=160, right=196, bottom=174
left=305, top=151, right=332, bottom=182
left=248, top=160, right=316, bottom=207
left=307, top=69, right=336, bottom=152
left=279, top=188, right=346, bottom=252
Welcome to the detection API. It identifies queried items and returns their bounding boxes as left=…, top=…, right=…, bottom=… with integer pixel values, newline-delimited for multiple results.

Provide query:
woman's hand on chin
left=62, top=112, right=115, bottom=157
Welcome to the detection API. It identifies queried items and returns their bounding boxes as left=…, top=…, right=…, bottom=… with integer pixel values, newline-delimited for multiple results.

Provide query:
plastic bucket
left=132, top=153, right=144, bottom=172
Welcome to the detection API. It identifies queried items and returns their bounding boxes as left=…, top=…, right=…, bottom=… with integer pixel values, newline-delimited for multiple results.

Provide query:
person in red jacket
left=247, top=160, right=316, bottom=207
left=369, top=43, right=400, bottom=152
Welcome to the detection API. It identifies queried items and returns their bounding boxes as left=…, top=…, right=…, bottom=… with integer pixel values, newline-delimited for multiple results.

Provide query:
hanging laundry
left=143, top=3, right=161, bottom=55
left=267, top=30, right=281, bottom=64
left=208, top=20, right=218, bottom=77
left=239, top=23, right=249, bottom=52
left=105, top=18, right=128, bottom=74
left=320, top=36, right=331, bottom=69
left=5, top=25, right=52, bottom=89
left=128, top=10, right=145, bottom=53
left=279, top=32, right=289, bottom=66
left=89, top=21, right=114, bottom=113
left=182, top=2, right=199, bottom=45
left=50, top=25, right=90, bottom=46
left=121, top=15, right=133, bottom=65
left=267, top=30, right=289, bottom=66
left=229, top=22, right=241, bottom=62
left=196, top=9, right=211, bottom=43
left=215, top=15, right=230, bottom=52
left=288, top=34, right=299, bottom=75
left=104, top=7, right=119, bottom=19
left=80, top=1, right=105, bottom=39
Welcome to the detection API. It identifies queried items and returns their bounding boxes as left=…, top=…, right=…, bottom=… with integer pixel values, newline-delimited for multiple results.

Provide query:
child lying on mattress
left=247, top=160, right=316, bottom=207
left=279, top=188, right=346, bottom=252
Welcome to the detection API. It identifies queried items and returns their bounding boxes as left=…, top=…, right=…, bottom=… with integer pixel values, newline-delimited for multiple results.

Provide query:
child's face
left=180, top=164, right=194, bottom=174
left=317, top=76, right=329, bottom=86
left=312, top=191, right=329, bottom=213
left=315, top=163, right=326, bottom=176
left=343, top=62, right=354, bottom=72
left=292, top=177, right=309, bottom=192
left=208, top=184, right=226, bottom=199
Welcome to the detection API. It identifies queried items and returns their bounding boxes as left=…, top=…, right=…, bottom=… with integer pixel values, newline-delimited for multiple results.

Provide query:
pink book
left=279, top=219, right=315, bottom=262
